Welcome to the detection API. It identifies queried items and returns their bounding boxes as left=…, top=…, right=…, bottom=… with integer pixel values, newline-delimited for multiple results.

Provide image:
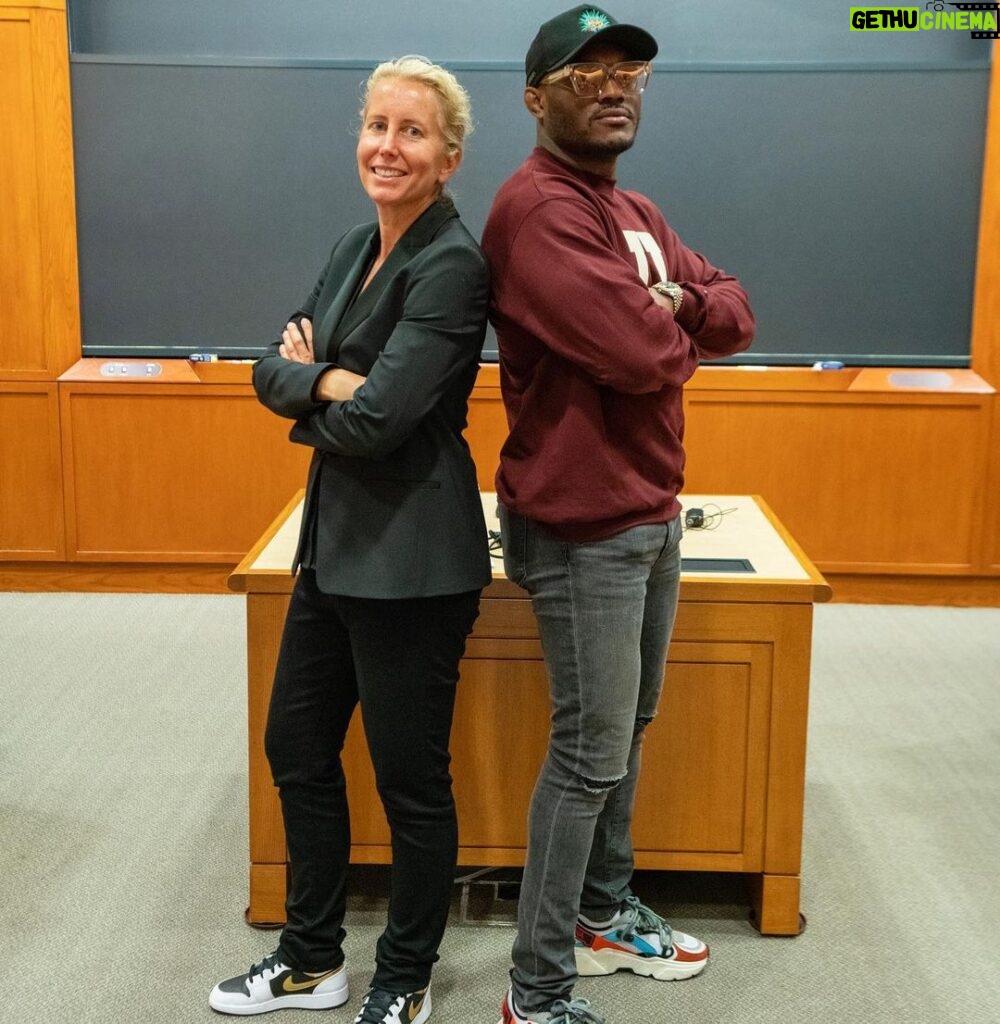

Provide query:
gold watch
left=652, top=280, right=684, bottom=315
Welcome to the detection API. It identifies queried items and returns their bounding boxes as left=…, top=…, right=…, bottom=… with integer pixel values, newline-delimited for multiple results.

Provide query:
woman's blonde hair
left=360, top=55, right=473, bottom=155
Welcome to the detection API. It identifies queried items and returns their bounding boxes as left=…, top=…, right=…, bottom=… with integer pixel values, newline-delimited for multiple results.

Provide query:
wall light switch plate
left=100, top=362, right=162, bottom=378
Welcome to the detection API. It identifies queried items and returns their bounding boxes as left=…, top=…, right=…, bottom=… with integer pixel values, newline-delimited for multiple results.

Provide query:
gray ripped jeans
left=499, top=505, right=683, bottom=1013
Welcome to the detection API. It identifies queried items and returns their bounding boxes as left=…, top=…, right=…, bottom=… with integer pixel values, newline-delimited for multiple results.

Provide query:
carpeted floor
left=1, top=594, right=998, bottom=1023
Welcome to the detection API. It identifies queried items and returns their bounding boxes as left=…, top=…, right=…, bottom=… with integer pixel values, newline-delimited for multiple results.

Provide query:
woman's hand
left=279, top=318, right=314, bottom=363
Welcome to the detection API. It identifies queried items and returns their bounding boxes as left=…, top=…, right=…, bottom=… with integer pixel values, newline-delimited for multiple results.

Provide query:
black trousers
left=264, top=568, right=481, bottom=992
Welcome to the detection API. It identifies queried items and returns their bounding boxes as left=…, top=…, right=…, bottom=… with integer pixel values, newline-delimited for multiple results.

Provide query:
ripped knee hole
left=578, top=771, right=626, bottom=794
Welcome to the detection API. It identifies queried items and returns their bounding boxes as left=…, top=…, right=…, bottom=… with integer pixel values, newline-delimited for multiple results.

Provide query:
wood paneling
left=971, top=41, right=1000, bottom=391
left=466, top=363, right=504, bottom=492
left=820, top=572, right=1000, bottom=606
left=0, top=383, right=64, bottom=558
left=0, top=2, right=76, bottom=564
left=0, top=1, right=79, bottom=380
left=982, top=402, right=1000, bottom=572
left=683, top=391, right=993, bottom=574
left=337, top=643, right=773, bottom=867
left=59, top=383, right=310, bottom=561
left=967, top=40, right=1000, bottom=580
left=633, top=644, right=769, bottom=862
left=1, top=365, right=994, bottom=598
left=464, top=364, right=997, bottom=596
left=0, top=13, right=44, bottom=373
left=0, top=563, right=233, bottom=593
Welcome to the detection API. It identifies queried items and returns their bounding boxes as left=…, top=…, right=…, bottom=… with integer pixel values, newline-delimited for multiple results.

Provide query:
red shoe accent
left=500, top=991, right=518, bottom=1024
left=591, top=933, right=632, bottom=954
left=673, top=943, right=709, bottom=963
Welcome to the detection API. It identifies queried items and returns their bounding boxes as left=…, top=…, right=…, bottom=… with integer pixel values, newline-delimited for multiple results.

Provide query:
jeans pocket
left=667, top=513, right=683, bottom=550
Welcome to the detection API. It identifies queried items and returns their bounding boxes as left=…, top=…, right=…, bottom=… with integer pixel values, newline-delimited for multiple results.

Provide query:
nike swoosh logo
left=408, top=992, right=426, bottom=1021
left=282, top=970, right=336, bottom=993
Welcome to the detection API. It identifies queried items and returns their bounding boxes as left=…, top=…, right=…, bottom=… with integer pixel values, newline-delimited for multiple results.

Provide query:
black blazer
left=253, top=200, right=492, bottom=598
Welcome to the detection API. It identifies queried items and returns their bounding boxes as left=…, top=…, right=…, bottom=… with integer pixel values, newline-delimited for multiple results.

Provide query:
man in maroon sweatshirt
left=482, top=8, right=755, bottom=1024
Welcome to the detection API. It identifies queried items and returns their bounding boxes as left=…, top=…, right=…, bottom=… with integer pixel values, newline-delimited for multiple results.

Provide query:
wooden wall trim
left=31, top=4, right=81, bottom=377
left=825, top=573, right=1000, bottom=607
left=4, top=563, right=998, bottom=606
left=0, top=563, right=234, bottom=593
left=971, top=42, right=1000, bottom=389
left=0, top=1, right=65, bottom=11
left=0, top=1, right=80, bottom=380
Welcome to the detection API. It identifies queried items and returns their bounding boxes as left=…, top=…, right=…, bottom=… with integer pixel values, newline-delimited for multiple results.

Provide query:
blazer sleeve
left=289, top=238, right=488, bottom=460
left=252, top=241, right=346, bottom=419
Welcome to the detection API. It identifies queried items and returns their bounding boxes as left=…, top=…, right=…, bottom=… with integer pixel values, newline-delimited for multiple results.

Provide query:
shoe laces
left=356, top=987, right=403, bottom=1023
left=549, top=998, right=606, bottom=1024
left=617, top=895, right=673, bottom=952
left=246, top=951, right=283, bottom=982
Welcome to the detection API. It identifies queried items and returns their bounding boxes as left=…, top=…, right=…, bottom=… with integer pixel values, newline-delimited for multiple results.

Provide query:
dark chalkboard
left=68, top=1, right=992, bottom=366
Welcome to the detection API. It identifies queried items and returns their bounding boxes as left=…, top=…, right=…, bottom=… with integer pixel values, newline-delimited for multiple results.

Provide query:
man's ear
left=524, top=87, right=544, bottom=119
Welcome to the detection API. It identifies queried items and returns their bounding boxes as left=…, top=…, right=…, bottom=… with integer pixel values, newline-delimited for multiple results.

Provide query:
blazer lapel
left=313, top=227, right=378, bottom=361
left=332, top=201, right=457, bottom=345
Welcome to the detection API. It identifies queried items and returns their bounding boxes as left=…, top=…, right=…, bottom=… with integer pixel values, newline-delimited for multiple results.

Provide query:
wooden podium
left=230, top=494, right=830, bottom=935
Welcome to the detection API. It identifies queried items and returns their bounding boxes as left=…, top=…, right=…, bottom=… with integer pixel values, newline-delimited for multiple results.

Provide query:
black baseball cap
left=525, top=5, right=658, bottom=86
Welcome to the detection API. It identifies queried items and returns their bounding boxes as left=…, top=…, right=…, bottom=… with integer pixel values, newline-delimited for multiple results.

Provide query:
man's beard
left=561, top=134, right=636, bottom=159
left=546, top=105, right=640, bottom=161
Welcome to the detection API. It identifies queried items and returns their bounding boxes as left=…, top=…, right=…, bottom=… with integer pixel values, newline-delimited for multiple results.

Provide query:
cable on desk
left=488, top=529, right=504, bottom=558
left=683, top=503, right=737, bottom=533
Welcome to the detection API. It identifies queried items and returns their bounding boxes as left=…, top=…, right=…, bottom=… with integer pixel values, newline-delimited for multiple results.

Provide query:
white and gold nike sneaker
left=209, top=950, right=348, bottom=1014
left=353, top=984, right=431, bottom=1024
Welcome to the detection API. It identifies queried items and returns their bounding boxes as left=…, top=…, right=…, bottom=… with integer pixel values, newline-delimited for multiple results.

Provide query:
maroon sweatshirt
left=481, top=147, right=755, bottom=541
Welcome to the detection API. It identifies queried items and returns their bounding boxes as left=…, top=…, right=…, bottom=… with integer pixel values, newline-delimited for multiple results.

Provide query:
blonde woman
left=210, top=56, right=490, bottom=1024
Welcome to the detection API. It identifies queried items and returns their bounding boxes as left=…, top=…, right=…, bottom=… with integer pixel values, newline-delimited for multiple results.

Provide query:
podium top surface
left=231, top=492, right=830, bottom=603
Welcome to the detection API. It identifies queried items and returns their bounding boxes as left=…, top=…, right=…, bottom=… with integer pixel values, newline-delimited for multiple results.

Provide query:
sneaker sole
left=209, top=977, right=349, bottom=1015
left=575, top=946, right=708, bottom=981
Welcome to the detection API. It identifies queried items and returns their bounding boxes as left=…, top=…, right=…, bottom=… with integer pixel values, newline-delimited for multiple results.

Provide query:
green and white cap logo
left=579, top=9, right=612, bottom=33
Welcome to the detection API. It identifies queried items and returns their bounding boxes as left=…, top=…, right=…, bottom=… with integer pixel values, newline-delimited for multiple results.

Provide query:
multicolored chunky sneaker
left=574, top=895, right=709, bottom=981
left=354, top=985, right=431, bottom=1024
left=499, top=989, right=605, bottom=1024
left=208, top=950, right=348, bottom=1014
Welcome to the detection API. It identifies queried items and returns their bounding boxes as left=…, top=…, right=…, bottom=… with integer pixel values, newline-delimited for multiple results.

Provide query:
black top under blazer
left=253, top=200, right=492, bottom=599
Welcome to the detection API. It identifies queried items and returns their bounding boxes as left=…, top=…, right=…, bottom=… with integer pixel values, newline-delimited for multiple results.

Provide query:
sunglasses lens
left=568, top=64, right=607, bottom=94
left=568, top=62, right=649, bottom=95
left=614, top=63, right=649, bottom=90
